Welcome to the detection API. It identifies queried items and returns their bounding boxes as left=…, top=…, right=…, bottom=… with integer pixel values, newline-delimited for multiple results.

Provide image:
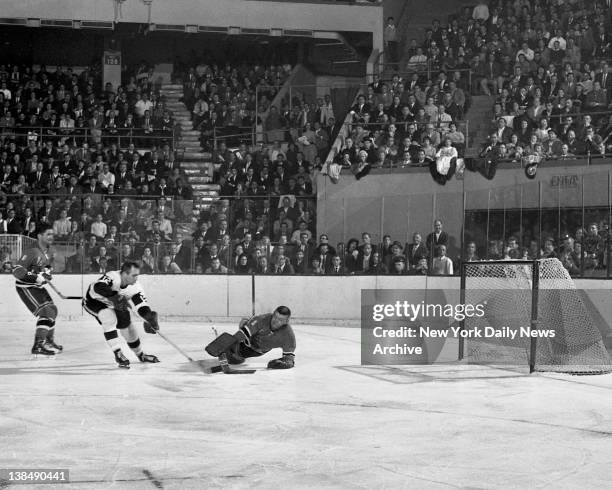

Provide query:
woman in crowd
left=140, top=247, right=156, bottom=274
left=234, top=253, right=253, bottom=274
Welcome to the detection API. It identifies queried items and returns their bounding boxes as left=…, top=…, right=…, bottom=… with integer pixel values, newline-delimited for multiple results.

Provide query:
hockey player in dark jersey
left=12, top=223, right=61, bottom=355
left=206, top=306, right=296, bottom=369
left=83, top=261, right=160, bottom=368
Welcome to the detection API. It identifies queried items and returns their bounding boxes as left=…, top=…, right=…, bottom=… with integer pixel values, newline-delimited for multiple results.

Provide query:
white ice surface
left=1, top=319, right=612, bottom=490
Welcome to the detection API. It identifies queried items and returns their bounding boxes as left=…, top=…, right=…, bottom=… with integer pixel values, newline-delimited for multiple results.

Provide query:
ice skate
left=114, top=349, right=130, bottom=369
left=31, top=340, right=56, bottom=356
left=138, top=352, right=160, bottom=363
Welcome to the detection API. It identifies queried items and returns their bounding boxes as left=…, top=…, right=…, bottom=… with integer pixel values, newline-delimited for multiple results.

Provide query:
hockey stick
left=47, top=281, right=82, bottom=300
left=156, top=331, right=195, bottom=362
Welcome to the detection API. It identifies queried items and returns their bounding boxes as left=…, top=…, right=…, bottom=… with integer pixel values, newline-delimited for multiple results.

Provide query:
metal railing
left=370, top=55, right=474, bottom=94
left=0, top=125, right=177, bottom=150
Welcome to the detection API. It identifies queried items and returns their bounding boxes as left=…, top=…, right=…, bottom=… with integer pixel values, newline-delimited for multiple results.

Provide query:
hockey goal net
left=460, top=259, right=612, bottom=374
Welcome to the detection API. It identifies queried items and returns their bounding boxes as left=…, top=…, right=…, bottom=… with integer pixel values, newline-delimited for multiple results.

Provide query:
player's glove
left=143, top=310, right=159, bottom=334
left=109, top=293, right=129, bottom=311
left=35, top=270, right=52, bottom=285
left=267, top=353, right=295, bottom=370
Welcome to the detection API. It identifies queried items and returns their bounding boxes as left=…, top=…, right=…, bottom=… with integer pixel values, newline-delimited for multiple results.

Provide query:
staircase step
left=189, top=176, right=213, bottom=184
left=181, top=161, right=204, bottom=168
left=194, top=198, right=216, bottom=206
left=192, top=182, right=213, bottom=189
left=183, top=152, right=209, bottom=158
left=181, top=161, right=213, bottom=169
left=181, top=149, right=209, bottom=157
left=194, top=183, right=219, bottom=191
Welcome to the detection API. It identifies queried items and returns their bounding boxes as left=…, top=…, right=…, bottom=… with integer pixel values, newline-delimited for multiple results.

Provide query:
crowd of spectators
left=434, top=0, right=612, bottom=163
left=0, top=61, right=198, bottom=273
left=4, top=213, right=458, bottom=276
left=180, top=59, right=340, bottom=183
left=0, top=62, right=178, bottom=147
left=180, top=62, right=292, bottom=148
left=381, top=1, right=612, bottom=175
left=324, top=71, right=469, bottom=184
left=185, top=64, right=326, bottom=198
left=467, top=218, right=612, bottom=278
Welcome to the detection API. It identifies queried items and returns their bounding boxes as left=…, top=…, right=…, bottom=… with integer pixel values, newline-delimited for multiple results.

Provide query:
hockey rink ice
left=2, top=318, right=612, bottom=490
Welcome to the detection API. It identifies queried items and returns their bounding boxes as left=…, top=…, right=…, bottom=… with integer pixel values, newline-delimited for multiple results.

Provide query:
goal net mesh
left=462, top=259, right=612, bottom=374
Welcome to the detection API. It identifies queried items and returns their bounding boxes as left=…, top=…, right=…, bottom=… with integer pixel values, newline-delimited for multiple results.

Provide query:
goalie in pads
left=206, top=306, right=296, bottom=369
left=83, top=261, right=160, bottom=368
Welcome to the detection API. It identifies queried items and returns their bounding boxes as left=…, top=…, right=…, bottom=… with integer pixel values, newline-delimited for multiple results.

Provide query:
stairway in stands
left=464, top=95, right=493, bottom=157
left=160, top=84, right=219, bottom=211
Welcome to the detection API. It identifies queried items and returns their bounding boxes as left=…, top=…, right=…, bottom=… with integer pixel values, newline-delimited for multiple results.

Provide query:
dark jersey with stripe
left=12, top=244, right=51, bottom=289
left=237, top=313, right=296, bottom=355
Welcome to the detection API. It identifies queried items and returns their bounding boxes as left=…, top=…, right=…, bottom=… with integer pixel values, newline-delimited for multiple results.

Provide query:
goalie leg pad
left=205, top=332, right=239, bottom=357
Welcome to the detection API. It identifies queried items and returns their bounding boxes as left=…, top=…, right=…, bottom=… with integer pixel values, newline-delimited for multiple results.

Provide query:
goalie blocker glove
left=267, top=353, right=295, bottom=370
left=142, top=310, right=159, bottom=334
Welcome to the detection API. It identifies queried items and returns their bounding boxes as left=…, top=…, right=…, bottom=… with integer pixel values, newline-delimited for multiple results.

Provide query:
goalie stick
left=209, top=327, right=255, bottom=374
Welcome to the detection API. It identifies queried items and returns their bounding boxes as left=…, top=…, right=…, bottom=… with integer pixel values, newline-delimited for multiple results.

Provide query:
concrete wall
left=3, top=0, right=384, bottom=50
left=316, top=162, right=612, bottom=247
left=316, top=169, right=465, bottom=254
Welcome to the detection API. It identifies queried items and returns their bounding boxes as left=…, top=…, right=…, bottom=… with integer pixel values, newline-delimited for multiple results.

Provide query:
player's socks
left=32, top=340, right=55, bottom=356
left=113, top=349, right=130, bottom=368
left=138, top=353, right=160, bottom=363
left=32, top=321, right=54, bottom=355
left=127, top=338, right=143, bottom=356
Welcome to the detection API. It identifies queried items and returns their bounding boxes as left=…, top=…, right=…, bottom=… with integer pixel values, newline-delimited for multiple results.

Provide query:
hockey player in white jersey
left=83, top=261, right=160, bottom=368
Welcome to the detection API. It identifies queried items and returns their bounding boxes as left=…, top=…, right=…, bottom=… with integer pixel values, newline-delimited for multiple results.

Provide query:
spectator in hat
left=385, top=241, right=405, bottom=270
left=390, top=255, right=408, bottom=275
left=409, top=257, right=429, bottom=275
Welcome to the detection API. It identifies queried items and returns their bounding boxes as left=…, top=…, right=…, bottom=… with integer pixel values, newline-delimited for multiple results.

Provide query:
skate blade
left=117, top=364, right=131, bottom=369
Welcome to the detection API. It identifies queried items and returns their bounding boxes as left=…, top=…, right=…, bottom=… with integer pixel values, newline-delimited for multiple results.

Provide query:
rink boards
left=2, top=275, right=612, bottom=325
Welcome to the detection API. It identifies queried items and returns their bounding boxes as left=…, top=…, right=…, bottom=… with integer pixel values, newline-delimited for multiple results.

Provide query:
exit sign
left=550, top=175, right=579, bottom=188
left=104, top=54, right=121, bottom=65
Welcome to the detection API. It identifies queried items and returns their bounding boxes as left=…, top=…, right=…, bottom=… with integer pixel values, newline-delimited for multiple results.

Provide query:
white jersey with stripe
left=87, top=270, right=149, bottom=311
